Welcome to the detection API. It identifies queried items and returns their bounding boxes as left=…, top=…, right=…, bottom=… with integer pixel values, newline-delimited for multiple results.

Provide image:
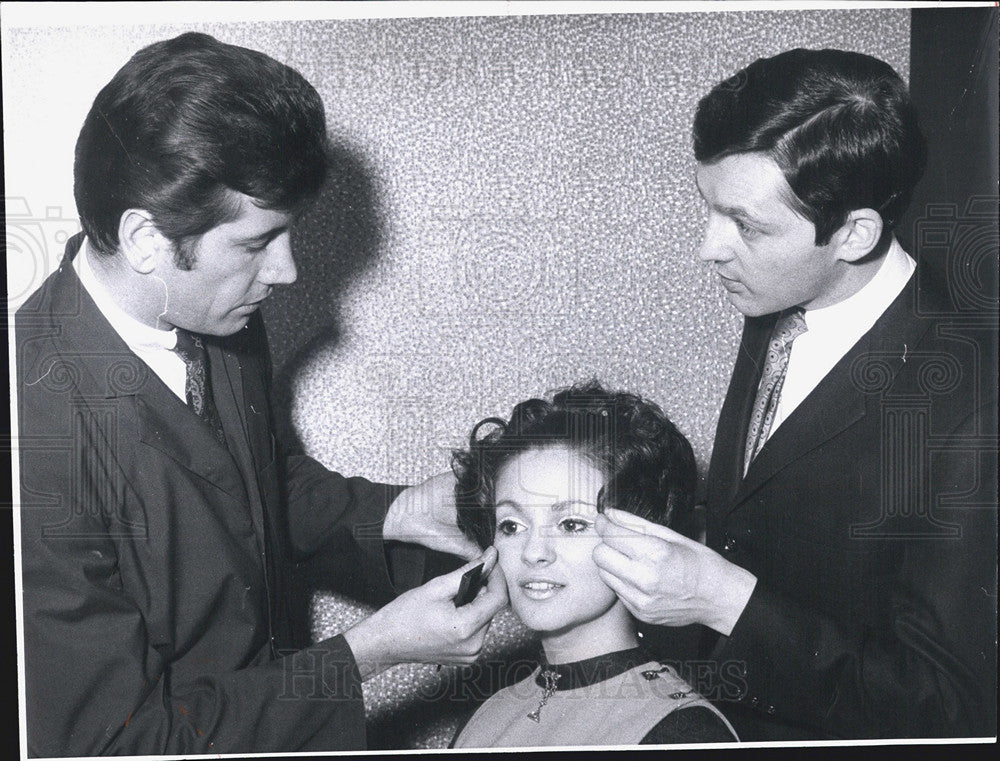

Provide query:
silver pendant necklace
left=527, top=669, right=561, bottom=722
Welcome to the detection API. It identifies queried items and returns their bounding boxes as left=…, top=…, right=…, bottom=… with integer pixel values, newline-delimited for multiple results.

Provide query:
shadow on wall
left=262, top=138, right=385, bottom=454
left=260, top=138, right=403, bottom=673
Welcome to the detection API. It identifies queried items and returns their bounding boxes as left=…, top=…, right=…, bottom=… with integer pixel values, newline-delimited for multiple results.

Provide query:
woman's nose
left=521, top=526, right=556, bottom=565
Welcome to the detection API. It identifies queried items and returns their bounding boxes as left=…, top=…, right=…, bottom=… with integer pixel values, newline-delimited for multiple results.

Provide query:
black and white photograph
left=4, top=1, right=997, bottom=757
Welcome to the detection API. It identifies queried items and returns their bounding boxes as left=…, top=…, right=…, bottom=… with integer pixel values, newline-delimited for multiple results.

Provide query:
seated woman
left=449, top=381, right=738, bottom=748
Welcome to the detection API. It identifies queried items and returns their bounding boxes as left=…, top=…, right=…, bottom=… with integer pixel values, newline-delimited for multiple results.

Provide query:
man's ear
left=833, top=208, right=883, bottom=263
left=118, top=209, right=172, bottom=274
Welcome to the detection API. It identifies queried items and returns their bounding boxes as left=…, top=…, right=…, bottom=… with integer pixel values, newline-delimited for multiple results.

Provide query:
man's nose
left=521, top=527, right=555, bottom=565
left=261, top=234, right=297, bottom=285
left=697, top=213, right=734, bottom=264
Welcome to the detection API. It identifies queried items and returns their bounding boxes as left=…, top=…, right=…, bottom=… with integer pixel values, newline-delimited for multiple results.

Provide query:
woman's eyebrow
left=495, top=499, right=598, bottom=513
left=551, top=499, right=598, bottom=512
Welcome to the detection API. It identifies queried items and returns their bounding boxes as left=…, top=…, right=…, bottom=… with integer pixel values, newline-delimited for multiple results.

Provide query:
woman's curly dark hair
left=452, top=381, right=697, bottom=550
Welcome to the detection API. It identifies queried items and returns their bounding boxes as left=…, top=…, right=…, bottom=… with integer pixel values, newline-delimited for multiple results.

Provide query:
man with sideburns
left=16, top=32, right=502, bottom=756
left=593, top=48, right=997, bottom=740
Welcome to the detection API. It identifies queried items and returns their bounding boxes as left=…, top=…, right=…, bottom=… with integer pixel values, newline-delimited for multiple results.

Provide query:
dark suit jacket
left=704, top=268, right=998, bottom=740
left=16, top=235, right=405, bottom=756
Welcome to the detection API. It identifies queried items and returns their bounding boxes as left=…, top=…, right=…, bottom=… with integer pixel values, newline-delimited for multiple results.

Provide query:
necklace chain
left=526, top=669, right=561, bottom=722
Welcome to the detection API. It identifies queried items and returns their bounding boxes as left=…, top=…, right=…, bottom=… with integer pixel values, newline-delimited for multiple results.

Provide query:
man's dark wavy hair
left=75, top=32, right=329, bottom=267
left=452, top=381, right=697, bottom=550
left=693, top=48, right=927, bottom=250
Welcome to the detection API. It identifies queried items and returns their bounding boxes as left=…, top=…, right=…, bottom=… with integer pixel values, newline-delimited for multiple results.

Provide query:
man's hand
left=593, top=508, right=757, bottom=636
left=383, top=471, right=480, bottom=560
left=343, top=547, right=508, bottom=680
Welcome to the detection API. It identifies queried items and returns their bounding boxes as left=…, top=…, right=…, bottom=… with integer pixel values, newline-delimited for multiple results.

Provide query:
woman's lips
left=519, top=580, right=565, bottom=600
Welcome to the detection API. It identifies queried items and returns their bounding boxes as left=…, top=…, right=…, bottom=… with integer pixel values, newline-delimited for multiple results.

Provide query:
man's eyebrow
left=694, top=172, right=769, bottom=227
left=234, top=224, right=289, bottom=246
left=717, top=203, right=768, bottom=226
left=701, top=194, right=769, bottom=227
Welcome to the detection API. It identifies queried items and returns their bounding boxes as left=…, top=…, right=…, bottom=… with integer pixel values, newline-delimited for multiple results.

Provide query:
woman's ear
left=118, top=209, right=172, bottom=274
left=833, top=208, right=884, bottom=263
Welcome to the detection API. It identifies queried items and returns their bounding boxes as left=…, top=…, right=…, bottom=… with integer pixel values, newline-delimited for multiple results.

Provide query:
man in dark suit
left=593, top=48, right=997, bottom=740
left=16, top=32, right=504, bottom=757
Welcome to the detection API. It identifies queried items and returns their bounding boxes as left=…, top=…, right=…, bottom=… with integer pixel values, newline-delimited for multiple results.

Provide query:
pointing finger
left=603, top=507, right=666, bottom=535
left=596, top=516, right=670, bottom=559
left=604, top=508, right=695, bottom=547
left=596, top=512, right=639, bottom=538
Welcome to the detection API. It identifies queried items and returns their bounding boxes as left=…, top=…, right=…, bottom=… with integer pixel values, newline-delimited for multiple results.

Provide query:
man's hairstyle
left=75, top=32, right=329, bottom=265
left=693, top=48, right=927, bottom=247
left=452, top=381, right=697, bottom=550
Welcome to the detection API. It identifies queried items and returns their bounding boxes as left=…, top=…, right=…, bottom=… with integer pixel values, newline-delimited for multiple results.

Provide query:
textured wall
left=263, top=10, right=910, bottom=484
left=5, top=7, right=910, bottom=750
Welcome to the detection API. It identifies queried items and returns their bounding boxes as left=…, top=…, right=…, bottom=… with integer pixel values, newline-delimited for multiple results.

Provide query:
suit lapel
left=708, top=314, right=775, bottom=513
left=212, top=319, right=281, bottom=654
left=43, top=236, right=249, bottom=504
left=135, top=392, right=249, bottom=504
left=224, top=324, right=274, bottom=475
left=211, top=339, right=269, bottom=545
left=726, top=276, right=933, bottom=515
left=733, top=334, right=870, bottom=509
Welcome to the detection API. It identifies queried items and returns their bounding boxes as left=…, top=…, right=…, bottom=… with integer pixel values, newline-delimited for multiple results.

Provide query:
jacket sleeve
left=281, top=450, right=408, bottom=598
left=711, top=403, right=998, bottom=739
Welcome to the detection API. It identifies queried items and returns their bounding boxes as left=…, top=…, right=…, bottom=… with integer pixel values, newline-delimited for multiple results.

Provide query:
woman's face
left=493, top=445, right=627, bottom=648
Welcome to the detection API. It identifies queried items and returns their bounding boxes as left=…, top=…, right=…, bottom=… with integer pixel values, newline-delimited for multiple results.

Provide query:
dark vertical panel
left=904, top=11, right=999, bottom=738
left=902, top=8, right=998, bottom=294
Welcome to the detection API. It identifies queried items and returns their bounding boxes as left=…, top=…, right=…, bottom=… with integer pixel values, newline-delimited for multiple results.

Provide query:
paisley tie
left=173, top=329, right=227, bottom=446
left=744, top=308, right=808, bottom=473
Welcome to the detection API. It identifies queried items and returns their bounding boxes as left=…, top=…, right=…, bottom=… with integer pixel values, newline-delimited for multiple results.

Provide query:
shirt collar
left=74, top=237, right=180, bottom=353
left=802, top=237, right=915, bottom=334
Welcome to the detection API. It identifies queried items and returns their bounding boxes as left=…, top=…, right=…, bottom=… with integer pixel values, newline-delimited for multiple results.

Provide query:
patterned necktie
left=744, top=308, right=808, bottom=473
left=172, top=329, right=227, bottom=446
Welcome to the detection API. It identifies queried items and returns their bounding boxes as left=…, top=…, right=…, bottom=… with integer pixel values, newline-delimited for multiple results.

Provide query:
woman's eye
left=496, top=519, right=523, bottom=536
left=558, top=517, right=593, bottom=533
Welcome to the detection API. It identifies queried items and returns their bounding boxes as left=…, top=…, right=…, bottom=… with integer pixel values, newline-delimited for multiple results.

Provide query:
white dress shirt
left=769, top=238, right=916, bottom=438
left=74, top=238, right=188, bottom=402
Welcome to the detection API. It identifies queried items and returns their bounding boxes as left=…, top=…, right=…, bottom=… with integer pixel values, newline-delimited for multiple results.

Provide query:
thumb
left=434, top=546, right=498, bottom=597
left=465, top=554, right=508, bottom=618
left=473, top=545, right=498, bottom=577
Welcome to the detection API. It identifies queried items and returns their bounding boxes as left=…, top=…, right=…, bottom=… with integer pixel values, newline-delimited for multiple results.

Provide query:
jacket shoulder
left=14, top=266, right=73, bottom=380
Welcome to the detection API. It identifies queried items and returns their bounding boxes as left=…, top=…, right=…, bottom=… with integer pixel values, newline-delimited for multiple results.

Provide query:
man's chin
left=196, top=315, right=253, bottom=337
left=726, top=294, right=761, bottom=317
left=725, top=293, right=780, bottom=318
